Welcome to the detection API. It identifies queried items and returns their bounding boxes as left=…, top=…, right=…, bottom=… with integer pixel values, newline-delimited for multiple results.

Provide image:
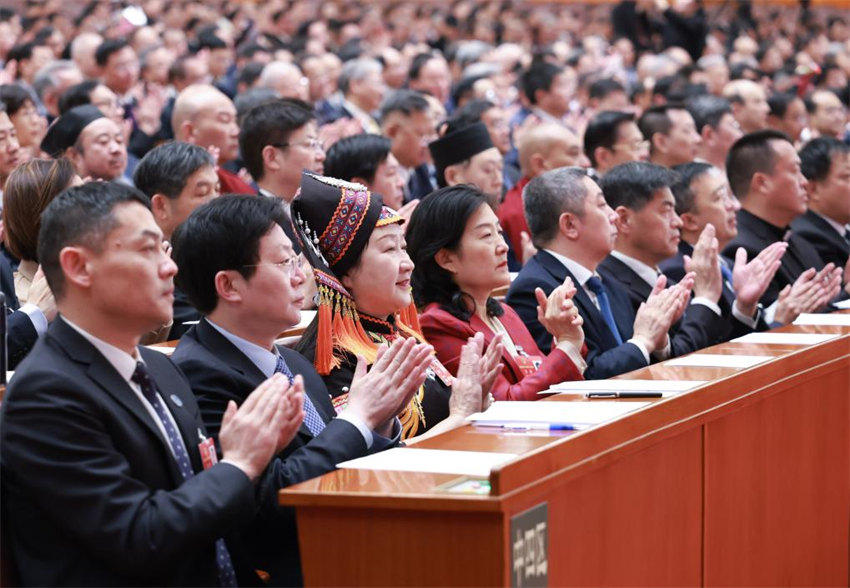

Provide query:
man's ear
left=652, top=131, right=668, bottom=155
left=528, top=152, right=546, bottom=177
left=613, top=205, right=632, bottom=235
left=177, top=119, right=195, bottom=143
left=58, top=246, right=93, bottom=290
left=594, top=147, right=611, bottom=171
left=65, top=146, right=85, bottom=175
left=150, top=194, right=170, bottom=222
left=214, top=270, right=244, bottom=304
left=680, top=211, right=701, bottom=233
left=701, top=125, right=714, bottom=148
left=434, top=248, right=457, bottom=273
left=559, top=211, right=581, bottom=240
left=382, top=119, right=400, bottom=140
left=262, top=144, right=282, bottom=173
left=444, top=164, right=462, bottom=186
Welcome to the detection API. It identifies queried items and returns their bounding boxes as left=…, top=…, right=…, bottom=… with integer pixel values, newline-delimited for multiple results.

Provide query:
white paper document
left=544, top=379, right=706, bottom=396
left=467, top=400, right=649, bottom=427
left=665, top=354, right=770, bottom=368
left=146, top=346, right=176, bottom=355
left=832, top=299, right=850, bottom=310
left=792, top=314, right=850, bottom=327
left=336, top=448, right=517, bottom=477
left=731, top=332, right=839, bottom=345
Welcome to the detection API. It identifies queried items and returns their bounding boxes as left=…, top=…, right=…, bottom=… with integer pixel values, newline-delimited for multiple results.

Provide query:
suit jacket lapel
left=197, top=319, right=317, bottom=439
left=50, top=318, right=185, bottom=482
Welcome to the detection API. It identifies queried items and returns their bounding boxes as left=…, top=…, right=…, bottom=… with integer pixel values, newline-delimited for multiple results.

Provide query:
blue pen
left=476, top=422, right=583, bottom=432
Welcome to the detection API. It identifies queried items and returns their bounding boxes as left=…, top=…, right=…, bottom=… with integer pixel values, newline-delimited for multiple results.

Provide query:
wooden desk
left=280, top=318, right=850, bottom=586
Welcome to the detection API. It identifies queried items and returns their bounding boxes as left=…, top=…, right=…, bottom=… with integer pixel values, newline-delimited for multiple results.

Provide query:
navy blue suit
left=598, top=254, right=729, bottom=355
left=172, top=318, right=394, bottom=586
left=506, top=250, right=647, bottom=380
left=659, top=241, right=765, bottom=340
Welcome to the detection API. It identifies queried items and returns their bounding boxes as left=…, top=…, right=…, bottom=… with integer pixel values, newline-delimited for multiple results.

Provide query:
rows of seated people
left=0, top=1, right=849, bottom=586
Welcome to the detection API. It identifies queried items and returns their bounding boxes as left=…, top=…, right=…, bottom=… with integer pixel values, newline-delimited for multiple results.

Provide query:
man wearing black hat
left=41, top=104, right=128, bottom=182
left=428, top=121, right=504, bottom=207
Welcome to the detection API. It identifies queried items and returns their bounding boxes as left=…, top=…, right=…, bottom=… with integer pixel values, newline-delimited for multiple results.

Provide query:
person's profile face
left=85, top=202, right=177, bottom=331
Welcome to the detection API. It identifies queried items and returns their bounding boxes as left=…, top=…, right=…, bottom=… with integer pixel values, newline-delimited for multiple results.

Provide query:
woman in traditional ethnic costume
left=293, top=173, right=501, bottom=440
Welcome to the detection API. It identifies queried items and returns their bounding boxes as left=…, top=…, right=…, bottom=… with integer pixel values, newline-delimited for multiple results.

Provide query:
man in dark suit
left=598, top=162, right=730, bottom=354
left=133, top=141, right=221, bottom=340
left=722, top=131, right=844, bottom=312
left=792, top=137, right=850, bottom=270
left=661, top=162, right=787, bottom=335
left=380, top=90, right=439, bottom=201
left=506, top=167, right=683, bottom=380
left=0, top=182, right=303, bottom=586
left=171, top=195, right=429, bottom=586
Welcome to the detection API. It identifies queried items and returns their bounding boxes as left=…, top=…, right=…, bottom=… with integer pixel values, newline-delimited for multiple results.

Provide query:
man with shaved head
left=498, top=122, right=586, bottom=268
left=256, top=61, right=310, bottom=102
left=724, top=80, right=770, bottom=134
left=172, top=84, right=253, bottom=194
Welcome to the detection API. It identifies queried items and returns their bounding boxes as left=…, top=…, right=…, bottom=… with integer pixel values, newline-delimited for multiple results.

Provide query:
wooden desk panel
left=281, top=319, right=850, bottom=586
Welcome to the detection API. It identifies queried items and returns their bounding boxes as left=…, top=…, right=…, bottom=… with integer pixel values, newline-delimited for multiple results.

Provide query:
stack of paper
left=336, top=448, right=517, bottom=477
left=543, top=379, right=706, bottom=397
left=665, top=354, right=770, bottom=368
left=792, top=314, right=850, bottom=327
left=467, top=400, right=649, bottom=428
left=731, top=332, right=838, bottom=345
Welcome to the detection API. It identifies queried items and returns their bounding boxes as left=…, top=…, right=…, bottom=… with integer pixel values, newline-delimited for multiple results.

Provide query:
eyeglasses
left=243, top=253, right=305, bottom=276
left=612, top=140, right=650, bottom=151
left=272, top=138, right=325, bottom=152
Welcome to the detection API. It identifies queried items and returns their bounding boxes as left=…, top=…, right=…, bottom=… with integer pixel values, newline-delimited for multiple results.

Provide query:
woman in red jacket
left=407, top=185, right=586, bottom=401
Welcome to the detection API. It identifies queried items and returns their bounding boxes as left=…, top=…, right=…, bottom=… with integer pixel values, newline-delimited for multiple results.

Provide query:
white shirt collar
left=610, top=250, right=659, bottom=288
left=62, top=315, right=139, bottom=383
left=205, top=318, right=278, bottom=378
left=543, top=249, right=595, bottom=287
left=258, top=187, right=291, bottom=215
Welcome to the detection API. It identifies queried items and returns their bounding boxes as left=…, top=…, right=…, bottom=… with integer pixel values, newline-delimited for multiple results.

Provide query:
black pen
left=586, top=392, right=663, bottom=399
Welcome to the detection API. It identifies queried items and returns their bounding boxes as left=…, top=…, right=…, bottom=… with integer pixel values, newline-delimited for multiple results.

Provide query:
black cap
left=40, top=105, right=105, bottom=157
left=428, top=122, right=495, bottom=188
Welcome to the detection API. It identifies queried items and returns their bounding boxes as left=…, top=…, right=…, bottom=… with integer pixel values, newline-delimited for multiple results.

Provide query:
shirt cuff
left=731, top=300, right=758, bottom=329
left=19, top=303, right=48, bottom=336
left=763, top=300, right=778, bottom=325
left=625, top=338, right=651, bottom=364
left=337, top=411, right=374, bottom=449
left=691, top=297, right=721, bottom=316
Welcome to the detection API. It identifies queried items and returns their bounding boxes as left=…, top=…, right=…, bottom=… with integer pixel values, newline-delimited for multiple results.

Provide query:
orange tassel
left=315, top=288, right=334, bottom=375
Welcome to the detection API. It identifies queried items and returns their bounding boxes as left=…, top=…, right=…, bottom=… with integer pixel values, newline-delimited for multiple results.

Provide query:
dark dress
left=297, top=312, right=452, bottom=440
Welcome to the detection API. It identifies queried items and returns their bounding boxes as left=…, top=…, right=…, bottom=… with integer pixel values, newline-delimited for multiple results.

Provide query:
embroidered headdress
left=291, top=172, right=422, bottom=374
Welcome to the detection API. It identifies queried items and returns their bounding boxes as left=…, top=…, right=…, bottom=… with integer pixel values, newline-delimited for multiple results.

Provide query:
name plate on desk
left=510, top=503, right=548, bottom=587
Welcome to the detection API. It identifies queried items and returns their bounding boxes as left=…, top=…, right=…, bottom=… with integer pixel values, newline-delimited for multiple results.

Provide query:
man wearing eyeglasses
left=171, top=195, right=412, bottom=586
left=584, top=110, right=649, bottom=180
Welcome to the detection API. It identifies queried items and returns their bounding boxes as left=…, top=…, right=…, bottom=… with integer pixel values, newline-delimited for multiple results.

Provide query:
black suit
left=0, top=254, right=39, bottom=368
left=172, top=318, right=390, bottom=586
left=598, top=254, right=728, bottom=355
left=0, top=317, right=259, bottom=586
left=506, top=250, right=647, bottom=380
left=659, top=241, right=765, bottom=340
left=406, top=164, right=437, bottom=202
left=168, top=286, right=201, bottom=341
left=722, top=209, right=826, bottom=307
left=791, top=210, right=849, bottom=271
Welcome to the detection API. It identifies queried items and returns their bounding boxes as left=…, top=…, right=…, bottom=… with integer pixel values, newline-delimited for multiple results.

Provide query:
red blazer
left=497, top=176, right=531, bottom=256
left=419, top=301, right=583, bottom=401
left=217, top=167, right=255, bottom=195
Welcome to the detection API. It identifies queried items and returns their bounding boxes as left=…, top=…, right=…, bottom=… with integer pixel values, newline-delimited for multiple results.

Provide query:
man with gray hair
left=506, top=167, right=683, bottom=379
left=318, top=57, right=384, bottom=133
left=33, top=60, right=83, bottom=121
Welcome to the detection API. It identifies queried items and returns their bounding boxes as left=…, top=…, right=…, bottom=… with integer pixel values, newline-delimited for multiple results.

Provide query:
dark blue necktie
left=132, top=362, right=238, bottom=587
left=585, top=276, right=623, bottom=345
left=720, top=263, right=734, bottom=290
left=274, top=354, right=326, bottom=437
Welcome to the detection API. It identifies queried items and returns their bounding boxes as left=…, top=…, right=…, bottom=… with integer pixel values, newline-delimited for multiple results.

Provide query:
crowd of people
left=1, top=0, right=849, bottom=585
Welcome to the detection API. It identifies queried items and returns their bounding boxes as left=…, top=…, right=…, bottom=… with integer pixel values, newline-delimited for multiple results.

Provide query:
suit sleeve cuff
left=19, top=303, right=47, bottom=336
left=691, top=297, right=721, bottom=316
left=732, top=301, right=759, bottom=328
left=625, top=338, right=651, bottom=364
left=336, top=412, right=374, bottom=449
